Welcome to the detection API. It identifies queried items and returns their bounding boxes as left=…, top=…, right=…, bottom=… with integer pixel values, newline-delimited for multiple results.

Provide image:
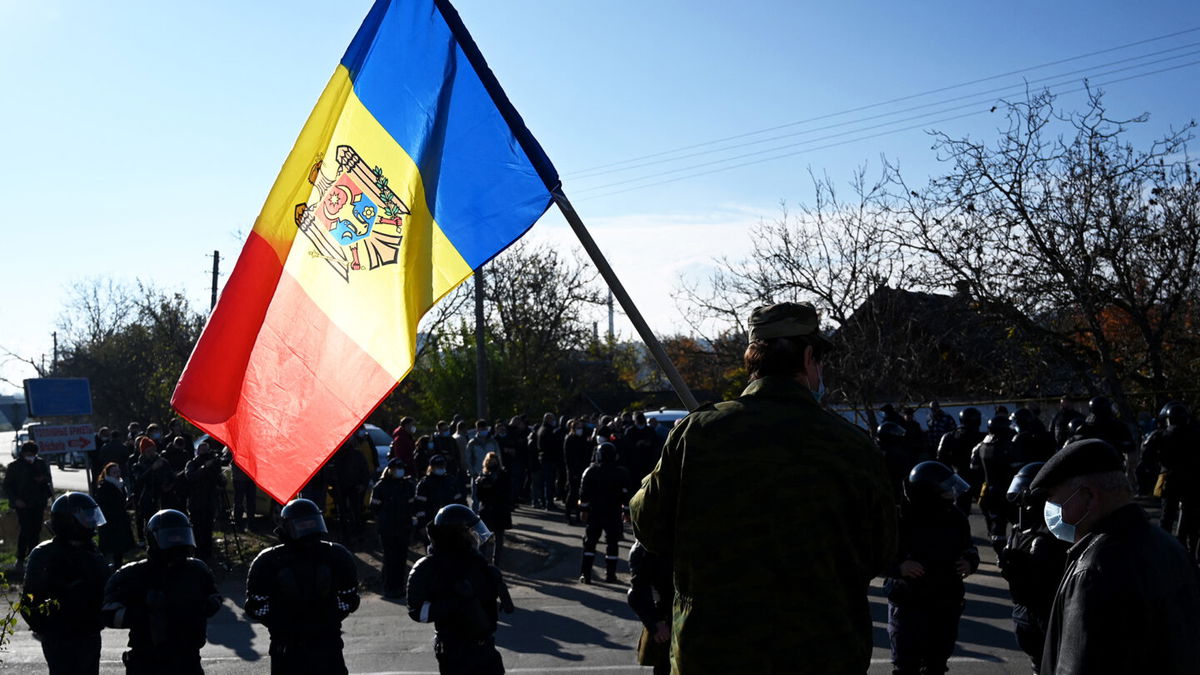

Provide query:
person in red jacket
left=390, top=417, right=417, bottom=474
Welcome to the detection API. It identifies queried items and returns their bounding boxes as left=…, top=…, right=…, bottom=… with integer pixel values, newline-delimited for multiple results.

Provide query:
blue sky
left=1, top=0, right=1198, bottom=393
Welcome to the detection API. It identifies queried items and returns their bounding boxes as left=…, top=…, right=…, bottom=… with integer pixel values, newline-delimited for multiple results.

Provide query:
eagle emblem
left=296, top=145, right=408, bottom=282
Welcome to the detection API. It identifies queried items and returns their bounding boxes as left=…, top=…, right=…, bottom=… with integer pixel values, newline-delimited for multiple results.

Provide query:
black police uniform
left=626, top=540, right=673, bottom=675
left=886, top=489, right=979, bottom=675
left=4, top=453, right=53, bottom=561
left=184, top=451, right=225, bottom=559
left=371, top=470, right=417, bottom=598
left=578, top=447, right=631, bottom=583
left=971, top=424, right=1019, bottom=552
left=246, top=537, right=360, bottom=674
left=102, top=555, right=221, bottom=673
left=406, top=525, right=513, bottom=674
left=563, top=432, right=593, bottom=524
left=937, top=425, right=985, bottom=514
left=22, top=535, right=111, bottom=673
left=999, top=518, right=1067, bottom=673
left=415, top=470, right=466, bottom=529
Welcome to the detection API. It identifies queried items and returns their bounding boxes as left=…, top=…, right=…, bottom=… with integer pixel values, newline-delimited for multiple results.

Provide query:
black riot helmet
left=1006, top=462, right=1046, bottom=504
left=877, top=421, right=906, bottom=439
left=1066, top=417, right=1085, bottom=436
left=905, top=461, right=970, bottom=504
left=1010, top=408, right=1035, bottom=435
left=987, top=415, right=1011, bottom=434
left=49, top=492, right=106, bottom=541
left=1089, top=396, right=1114, bottom=419
left=1160, top=401, right=1191, bottom=427
left=594, top=442, right=617, bottom=464
left=958, top=407, right=982, bottom=429
left=146, top=509, right=196, bottom=558
left=278, top=498, right=328, bottom=542
left=427, top=503, right=492, bottom=552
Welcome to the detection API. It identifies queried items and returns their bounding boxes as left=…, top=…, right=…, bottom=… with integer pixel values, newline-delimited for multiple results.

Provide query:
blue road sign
left=24, top=378, right=93, bottom=417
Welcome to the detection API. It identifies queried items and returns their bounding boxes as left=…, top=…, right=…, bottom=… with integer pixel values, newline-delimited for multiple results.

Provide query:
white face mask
left=406, top=425, right=417, bottom=435
left=106, top=474, right=124, bottom=488
left=433, top=468, right=446, bottom=477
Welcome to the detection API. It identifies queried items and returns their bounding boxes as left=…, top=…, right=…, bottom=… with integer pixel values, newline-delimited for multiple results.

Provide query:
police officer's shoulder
left=251, top=542, right=288, bottom=565
left=179, top=556, right=215, bottom=578
left=111, top=557, right=152, bottom=579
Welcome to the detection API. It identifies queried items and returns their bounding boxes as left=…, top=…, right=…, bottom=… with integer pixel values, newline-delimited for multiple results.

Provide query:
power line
left=566, top=25, right=1200, bottom=178
left=571, top=42, right=1200, bottom=182
left=575, top=59, right=1200, bottom=202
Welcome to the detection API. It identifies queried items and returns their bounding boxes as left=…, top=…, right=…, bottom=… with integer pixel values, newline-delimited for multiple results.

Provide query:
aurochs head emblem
left=295, top=145, right=409, bottom=282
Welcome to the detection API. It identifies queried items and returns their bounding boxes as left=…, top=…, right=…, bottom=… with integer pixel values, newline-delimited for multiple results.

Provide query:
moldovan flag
left=172, top=0, right=559, bottom=503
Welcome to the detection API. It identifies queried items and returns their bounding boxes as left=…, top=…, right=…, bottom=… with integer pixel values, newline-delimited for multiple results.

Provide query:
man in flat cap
left=630, top=302, right=897, bottom=674
left=1032, top=438, right=1200, bottom=675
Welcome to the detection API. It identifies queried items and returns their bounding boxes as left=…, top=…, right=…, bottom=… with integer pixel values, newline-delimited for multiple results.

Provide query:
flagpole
left=552, top=188, right=700, bottom=412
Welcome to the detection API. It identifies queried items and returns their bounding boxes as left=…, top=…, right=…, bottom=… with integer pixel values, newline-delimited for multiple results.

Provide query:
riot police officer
left=1011, top=408, right=1055, bottom=465
left=880, top=421, right=914, bottom=504
left=102, top=509, right=222, bottom=674
left=578, top=442, right=631, bottom=584
left=5, top=441, right=53, bottom=564
left=21, top=492, right=111, bottom=674
left=371, top=458, right=417, bottom=599
left=245, top=498, right=361, bottom=674
left=971, top=415, right=1020, bottom=556
left=1158, top=402, right=1200, bottom=557
left=937, top=407, right=985, bottom=514
left=998, top=462, right=1068, bottom=674
left=407, top=503, right=514, bottom=675
left=886, top=461, right=979, bottom=675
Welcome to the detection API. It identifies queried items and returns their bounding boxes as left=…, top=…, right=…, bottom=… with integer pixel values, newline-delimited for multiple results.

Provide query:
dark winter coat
left=474, top=470, right=512, bottom=532
left=1042, top=504, right=1200, bottom=674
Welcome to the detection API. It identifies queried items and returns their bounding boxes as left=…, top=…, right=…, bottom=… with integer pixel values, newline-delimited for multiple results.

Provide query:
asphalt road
left=2, top=463, right=1035, bottom=673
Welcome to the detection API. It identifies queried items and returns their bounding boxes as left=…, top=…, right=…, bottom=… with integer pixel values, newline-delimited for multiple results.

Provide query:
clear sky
left=2, top=0, right=1198, bottom=393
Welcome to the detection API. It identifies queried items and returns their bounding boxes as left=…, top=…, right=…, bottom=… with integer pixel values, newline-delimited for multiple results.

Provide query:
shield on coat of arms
left=296, top=145, right=409, bottom=282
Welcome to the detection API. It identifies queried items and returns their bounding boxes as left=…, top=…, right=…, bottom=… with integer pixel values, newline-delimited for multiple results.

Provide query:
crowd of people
left=7, top=304, right=1200, bottom=674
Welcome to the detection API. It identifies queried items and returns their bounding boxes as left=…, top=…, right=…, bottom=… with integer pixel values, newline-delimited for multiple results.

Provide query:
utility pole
left=607, top=290, right=614, bottom=341
left=51, top=332, right=57, bottom=374
left=474, top=264, right=489, bottom=420
left=210, top=250, right=221, bottom=311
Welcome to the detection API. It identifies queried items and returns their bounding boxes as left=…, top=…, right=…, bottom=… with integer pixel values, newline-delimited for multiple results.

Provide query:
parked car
left=641, top=409, right=689, bottom=429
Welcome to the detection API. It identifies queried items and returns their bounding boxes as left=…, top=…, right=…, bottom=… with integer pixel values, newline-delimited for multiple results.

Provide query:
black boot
left=579, top=553, right=594, bottom=584
left=605, top=557, right=618, bottom=583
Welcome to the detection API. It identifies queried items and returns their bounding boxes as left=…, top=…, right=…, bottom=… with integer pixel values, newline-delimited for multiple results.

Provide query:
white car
left=642, top=409, right=690, bottom=429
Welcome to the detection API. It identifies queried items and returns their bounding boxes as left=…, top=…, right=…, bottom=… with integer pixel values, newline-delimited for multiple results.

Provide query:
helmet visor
left=76, top=505, right=107, bottom=530
left=938, top=474, right=971, bottom=500
left=285, top=513, right=328, bottom=540
left=469, top=519, right=493, bottom=549
left=153, top=525, right=196, bottom=550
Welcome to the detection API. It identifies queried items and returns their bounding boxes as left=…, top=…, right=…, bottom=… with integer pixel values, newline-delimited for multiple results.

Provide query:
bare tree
left=891, top=87, right=1200, bottom=414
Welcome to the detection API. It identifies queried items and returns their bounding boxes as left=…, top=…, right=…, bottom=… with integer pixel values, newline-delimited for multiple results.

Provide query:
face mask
left=636, top=424, right=646, bottom=429
left=433, top=468, right=446, bottom=477
left=391, top=468, right=405, bottom=479
left=23, top=455, right=35, bottom=463
left=478, top=430, right=489, bottom=438
left=100, top=436, right=111, bottom=443
left=426, top=441, right=435, bottom=450
left=1044, top=487, right=1087, bottom=542
left=574, top=429, right=583, bottom=437
left=441, top=430, right=451, bottom=437
left=106, top=475, right=124, bottom=488
left=150, top=432, right=162, bottom=440
left=407, top=425, right=417, bottom=435
left=812, top=371, right=826, bottom=403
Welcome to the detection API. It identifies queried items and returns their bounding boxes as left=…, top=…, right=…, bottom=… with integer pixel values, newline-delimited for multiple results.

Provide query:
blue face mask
left=812, top=372, right=826, bottom=403
left=1044, top=487, right=1086, bottom=542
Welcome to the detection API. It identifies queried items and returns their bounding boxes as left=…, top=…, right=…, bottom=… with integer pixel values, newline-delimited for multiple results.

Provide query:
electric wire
left=575, top=58, right=1200, bottom=202
left=569, top=42, right=1200, bottom=182
left=566, top=26, right=1200, bottom=178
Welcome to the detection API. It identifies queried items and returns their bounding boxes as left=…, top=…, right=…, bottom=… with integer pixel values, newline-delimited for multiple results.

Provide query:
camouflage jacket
left=630, top=376, right=897, bottom=675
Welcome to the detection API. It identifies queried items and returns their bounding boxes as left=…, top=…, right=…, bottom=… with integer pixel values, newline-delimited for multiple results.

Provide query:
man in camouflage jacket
left=631, top=302, right=897, bottom=674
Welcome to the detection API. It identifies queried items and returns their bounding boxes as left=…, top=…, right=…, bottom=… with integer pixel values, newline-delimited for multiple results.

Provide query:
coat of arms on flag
left=296, top=144, right=408, bottom=282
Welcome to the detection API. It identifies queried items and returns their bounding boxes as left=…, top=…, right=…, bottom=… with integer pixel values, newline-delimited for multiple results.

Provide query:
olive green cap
left=748, top=302, right=832, bottom=348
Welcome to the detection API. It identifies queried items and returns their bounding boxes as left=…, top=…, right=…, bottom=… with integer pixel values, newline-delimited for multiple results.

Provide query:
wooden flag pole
left=552, top=188, right=700, bottom=411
